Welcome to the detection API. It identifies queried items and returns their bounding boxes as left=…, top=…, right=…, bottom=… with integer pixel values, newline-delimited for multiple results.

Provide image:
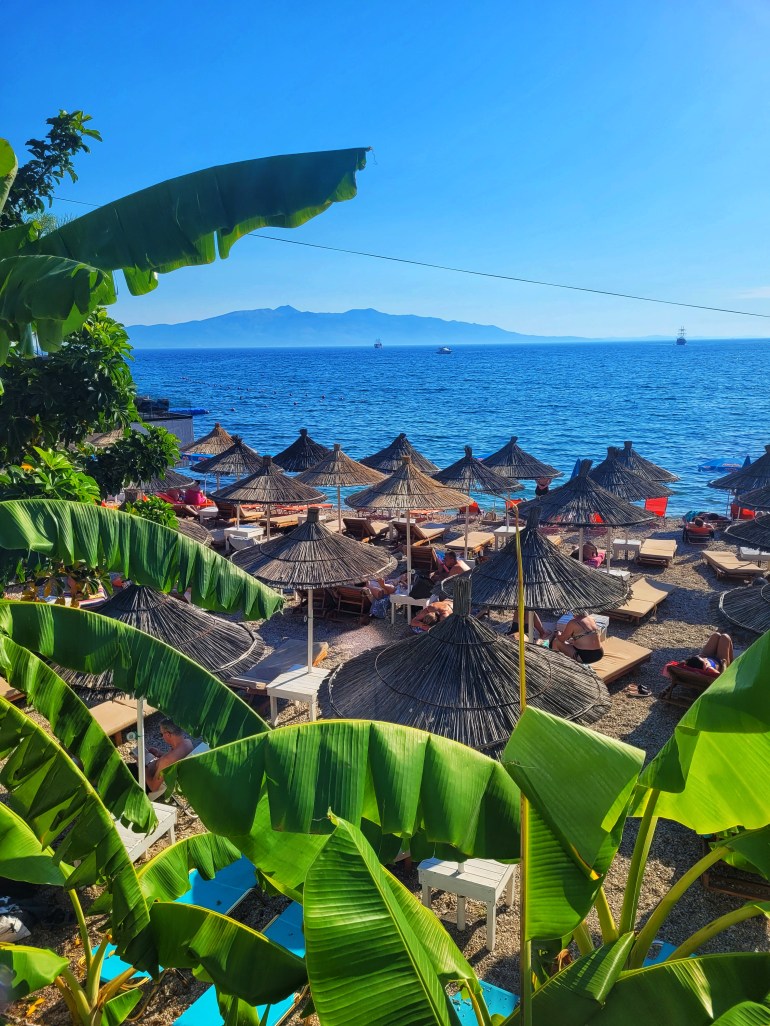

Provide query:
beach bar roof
left=720, top=582, right=770, bottom=635
left=522, top=459, right=657, bottom=527
left=614, top=440, right=679, bottom=483
left=361, top=433, right=439, bottom=474
left=183, top=422, right=235, bottom=457
left=195, top=436, right=262, bottom=480
left=273, top=429, right=332, bottom=473
left=710, top=445, right=770, bottom=493
left=444, top=508, right=629, bottom=613
left=589, top=447, right=673, bottom=502
left=484, top=436, right=562, bottom=480
left=320, top=577, right=611, bottom=757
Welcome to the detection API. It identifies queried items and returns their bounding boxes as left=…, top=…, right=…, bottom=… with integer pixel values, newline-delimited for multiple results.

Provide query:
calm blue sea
left=131, top=339, right=770, bottom=516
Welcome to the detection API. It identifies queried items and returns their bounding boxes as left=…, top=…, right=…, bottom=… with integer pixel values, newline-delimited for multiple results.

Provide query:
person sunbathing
left=551, top=610, right=603, bottom=664
left=679, top=631, right=733, bottom=673
left=132, top=719, right=194, bottom=793
left=430, top=551, right=469, bottom=583
left=569, top=541, right=605, bottom=567
left=410, top=599, right=453, bottom=631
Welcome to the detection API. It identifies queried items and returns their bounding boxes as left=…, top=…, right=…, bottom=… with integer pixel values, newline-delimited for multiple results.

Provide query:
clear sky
left=6, top=0, right=770, bottom=337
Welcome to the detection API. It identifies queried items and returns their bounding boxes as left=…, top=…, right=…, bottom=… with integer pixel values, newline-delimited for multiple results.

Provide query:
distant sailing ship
left=374, top=338, right=383, bottom=349
left=436, top=346, right=452, bottom=354
left=675, top=327, right=687, bottom=346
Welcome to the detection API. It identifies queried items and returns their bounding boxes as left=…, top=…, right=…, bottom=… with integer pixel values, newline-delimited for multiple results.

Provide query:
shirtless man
left=410, top=599, right=454, bottom=631
left=142, top=720, right=194, bottom=792
left=430, top=551, right=469, bottom=584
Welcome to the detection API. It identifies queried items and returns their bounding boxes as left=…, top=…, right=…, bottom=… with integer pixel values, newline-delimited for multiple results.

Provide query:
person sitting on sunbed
left=506, top=609, right=548, bottom=643
left=551, top=610, right=604, bottom=664
left=430, top=551, right=469, bottom=583
left=366, top=577, right=398, bottom=618
left=569, top=541, right=605, bottom=567
left=670, top=631, right=734, bottom=675
left=410, top=599, right=453, bottom=631
left=131, top=719, right=194, bottom=793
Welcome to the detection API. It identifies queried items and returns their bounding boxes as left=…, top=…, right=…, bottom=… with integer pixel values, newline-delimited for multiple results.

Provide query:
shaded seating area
left=328, top=584, right=372, bottom=622
left=703, top=550, right=766, bottom=581
left=227, top=639, right=329, bottom=695
left=90, top=697, right=158, bottom=745
left=637, top=538, right=677, bottom=567
left=590, top=637, right=652, bottom=685
left=342, top=516, right=389, bottom=542
left=392, top=520, right=447, bottom=546
left=604, top=578, right=675, bottom=624
left=445, top=531, right=494, bottom=555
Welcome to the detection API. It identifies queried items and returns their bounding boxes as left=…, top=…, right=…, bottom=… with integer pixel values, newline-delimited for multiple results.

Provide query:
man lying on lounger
left=131, top=719, right=194, bottom=793
left=410, top=599, right=454, bottom=632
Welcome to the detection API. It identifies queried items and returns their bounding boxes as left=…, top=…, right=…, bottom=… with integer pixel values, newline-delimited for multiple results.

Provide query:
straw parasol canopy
left=296, top=443, right=387, bottom=531
left=614, top=440, right=679, bottom=483
left=719, top=582, right=770, bottom=635
left=361, top=433, right=439, bottom=474
left=183, top=422, right=235, bottom=457
left=195, top=436, right=262, bottom=481
left=320, top=577, right=611, bottom=757
left=347, top=456, right=469, bottom=580
left=434, top=445, right=522, bottom=497
left=133, top=468, right=196, bottom=493
left=273, top=429, right=332, bottom=472
left=444, top=508, right=629, bottom=613
left=523, top=460, right=657, bottom=528
left=735, top=484, right=770, bottom=512
left=213, top=456, right=326, bottom=538
left=484, top=436, right=562, bottom=480
left=723, top=514, right=770, bottom=550
left=177, top=518, right=213, bottom=546
left=589, top=447, right=673, bottom=502
left=85, top=428, right=125, bottom=448
left=710, top=445, right=770, bottom=493
left=55, top=584, right=263, bottom=695
left=233, top=507, right=396, bottom=670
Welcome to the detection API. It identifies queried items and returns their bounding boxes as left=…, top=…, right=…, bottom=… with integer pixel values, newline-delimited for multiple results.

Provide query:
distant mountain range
left=127, top=305, right=673, bottom=348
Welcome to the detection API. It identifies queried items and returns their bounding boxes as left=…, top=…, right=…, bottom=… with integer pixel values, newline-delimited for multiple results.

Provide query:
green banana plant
left=0, top=138, right=367, bottom=359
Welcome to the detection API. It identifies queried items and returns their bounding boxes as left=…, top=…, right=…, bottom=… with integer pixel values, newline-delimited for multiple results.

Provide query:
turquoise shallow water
left=131, top=339, right=770, bottom=515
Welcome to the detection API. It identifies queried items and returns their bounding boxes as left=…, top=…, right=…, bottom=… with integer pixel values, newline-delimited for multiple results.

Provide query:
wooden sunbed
left=227, top=639, right=329, bottom=693
left=604, top=578, right=675, bottom=624
left=0, top=677, right=25, bottom=705
left=213, top=502, right=263, bottom=523
left=591, top=637, right=652, bottom=685
left=260, top=513, right=300, bottom=531
left=411, top=545, right=442, bottom=575
left=702, top=550, right=766, bottom=581
left=392, top=521, right=447, bottom=546
left=636, top=539, right=677, bottom=567
left=659, top=664, right=719, bottom=707
left=91, top=697, right=158, bottom=745
left=445, top=531, right=494, bottom=555
left=343, top=517, right=389, bottom=542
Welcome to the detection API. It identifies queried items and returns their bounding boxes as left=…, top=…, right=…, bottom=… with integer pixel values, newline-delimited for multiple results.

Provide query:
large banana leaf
left=0, top=802, right=68, bottom=886
left=0, top=695, right=154, bottom=970
left=0, top=254, right=116, bottom=359
left=503, top=709, right=644, bottom=940
left=0, top=499, right=282, bottom=620
left=0, top=138, right=17, bottom=212
left=0, top=945, right=68, bottom=1002
left=0, top=635, right=153, bottom=831
left=639, top=630, right=770, bottom=832
left=29, top=148, right=368, bottom=295
left=0, top=600, right=268, bottom=747
left=176, top=720, right=521, bottom=860
left=303, top=816, right=460, bottom=1026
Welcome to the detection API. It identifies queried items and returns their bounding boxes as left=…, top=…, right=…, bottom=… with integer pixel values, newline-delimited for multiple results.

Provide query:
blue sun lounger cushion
left=175, top=901, right=305, bottom=1026
left=99, top=856, right=257, bottom=983
left=450, top=980, right=518, bottom=1024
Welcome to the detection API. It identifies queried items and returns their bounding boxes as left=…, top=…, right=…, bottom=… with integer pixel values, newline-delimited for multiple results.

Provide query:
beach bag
left=409, top=575, right=434, bottom=600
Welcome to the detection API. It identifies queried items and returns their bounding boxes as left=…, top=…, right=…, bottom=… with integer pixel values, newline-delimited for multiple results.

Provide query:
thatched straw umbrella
left=133, top=468, right=196, bottom=494
left=719, top=582, right=770, bottom=635
left=233, top=508, right=396, bottom=671
left=213, top=456, right=326, bottom=539
left=320, top=577, right=611, bottom=757
left=735, top=484, right=770, bottom=512
left=296, top=443, right=386, bottom=532
left=177, top=518, right=212, bottom=546
left=361, top=433, right=439, bottom=474
left=710, top=445, right=770, bottom=494
left=589, top=448, right=672, bottom=560
left=723, top=514, right=770, bottom=550
left=273, top=429, right=332, bottom=473
left=195, top=436, right=262, bottom=489
left=522, top=458, right=655, bottom=562
left=346, top=456, right=468, bottom=582
left=444, top=507, right=628, bottom=638
left=614, top=440, right=679, bottom=483
left=85, top=428, right=125, bottom=448
left=484, top=436, right=562, bottom=481
left=434, top=445, right=523, bottom=554
left=56, top=584, right=263, bottom=789
left=183, top=422, right=235, bottom=457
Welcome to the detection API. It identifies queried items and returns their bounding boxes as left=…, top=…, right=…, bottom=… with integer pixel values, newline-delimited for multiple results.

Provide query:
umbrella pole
left=579, top=527, right=584, bottom=563
left=337, top=485, right=342, bottom=533
left=607, top=527, right=613, bottom=570
left=406, top=509, right=412, bottom=585
left=307, top=586, right=314, bottom=672
left=464, top=504, right=470, bottom=560
left=216, top=473, right=221, bottom=491
left=506, top=492, right=510, bottom=529
left=528, top=610, right=535, bottom=644
left=137, top=697, right=146, bottom=793
left=236, top=503, right=241, bottom=528
left=266, top=503, right=271, bottom=541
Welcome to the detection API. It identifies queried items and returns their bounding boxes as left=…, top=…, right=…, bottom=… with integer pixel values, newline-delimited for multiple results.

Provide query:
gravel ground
left=7, top=516, right=769, bottom=1025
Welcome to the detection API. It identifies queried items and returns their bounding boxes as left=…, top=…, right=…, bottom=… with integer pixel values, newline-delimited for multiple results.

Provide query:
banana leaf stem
left=467, top=984, right=494, bottom=1026
left=573, top=922, right=594, bottom=956
left=59, top=966, right=92, bottom=1023
left=86, top=935, right=110, bottom=1007
left=69, top=889, right=92, bottom=974
left=619, top=790, right=659, bottom=935
left=627, top=844, right=730, bottom=968
left=595, top=887, right=618, bottom=943
left=669, top=904, right=767, bottom=960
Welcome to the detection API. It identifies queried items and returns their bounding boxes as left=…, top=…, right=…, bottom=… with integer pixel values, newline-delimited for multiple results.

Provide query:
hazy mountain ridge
left=126, top=305, right=671, bottom=347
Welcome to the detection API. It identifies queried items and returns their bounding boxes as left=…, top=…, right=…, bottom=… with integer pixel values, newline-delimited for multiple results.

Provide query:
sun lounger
left=213, top=502, right=263, bottom=523
left=451, top=981, right=518, bottom=1024
left=113, top=800, right=177, bottom=863
left=227, top=639, right=329, bottom=694
left=703, top=550, right=766, bottom=581
left=175, top=901, right=305, bottom=1026
left=342, top=516, right=389, bottom=542
left=0, top=677, right=25, bottom=705
left=636, top=539, right=677, bottom=567
left=260, top=513, right=300, bottom=531
left=591, top=637, right=652, bottom=685
left=659, top=663, right=720, bottom=707
left=328, top=585, right=372, bottom=621
left=392, top=520, right=447, bottom=546
left=445, top=531, right=494, bottom=555
left=410, top=545, right=442, bottom=575
left=605, top=578, right=675, bottom=623
left=90, top=697, right=158, bottom=745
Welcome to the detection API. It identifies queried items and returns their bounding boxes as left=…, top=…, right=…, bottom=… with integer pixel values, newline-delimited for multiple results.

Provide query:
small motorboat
left=436, top=346, right=452, bottom=354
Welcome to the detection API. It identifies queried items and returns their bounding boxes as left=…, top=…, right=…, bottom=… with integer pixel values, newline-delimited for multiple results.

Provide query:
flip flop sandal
left=626, top=684, right=651, bottom=697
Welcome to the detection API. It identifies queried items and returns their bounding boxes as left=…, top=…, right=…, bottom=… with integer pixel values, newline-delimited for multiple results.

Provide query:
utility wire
left=53, top=195, right=770, bottom=320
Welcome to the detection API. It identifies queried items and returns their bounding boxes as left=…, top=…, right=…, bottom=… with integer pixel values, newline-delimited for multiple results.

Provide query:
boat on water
left=374, top=339, right=383, bottom=349
left=675, top=327, right=687, bottom=346
left=436, top=346, right=452, bottom=354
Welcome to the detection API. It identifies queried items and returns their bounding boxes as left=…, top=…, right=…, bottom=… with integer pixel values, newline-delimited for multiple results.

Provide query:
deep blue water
left=131, top=339, right=770, bottom=515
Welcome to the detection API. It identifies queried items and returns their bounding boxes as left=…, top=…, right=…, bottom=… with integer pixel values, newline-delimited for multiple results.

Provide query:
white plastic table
left=611, top=539, right=642, bottom=561
left=493, top=525, right=523, bottom=550
left=596, top=567, right=632, bottom=581
left=418, top=858, right=517, bottom=951
left=267, top=666, right=328, bottom=724
left=739, top=547, right=770, bottom=566
left=390, top=592, right=431, bottom=624
left=113, top=801, right=176, bottom=862
left=224, top=525, right=265, bottom=552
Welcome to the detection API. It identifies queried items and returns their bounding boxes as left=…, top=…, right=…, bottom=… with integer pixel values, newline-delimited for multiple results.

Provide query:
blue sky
left=7, top=0, right=770, bottom=337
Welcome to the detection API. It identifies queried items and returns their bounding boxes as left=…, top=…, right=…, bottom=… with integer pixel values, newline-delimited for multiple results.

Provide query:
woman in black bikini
left=551, top=610, right=603, bottom=664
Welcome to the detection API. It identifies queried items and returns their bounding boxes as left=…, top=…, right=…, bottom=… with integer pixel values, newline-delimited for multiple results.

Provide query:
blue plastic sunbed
left=451, top=980, right=518, bottom=1024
